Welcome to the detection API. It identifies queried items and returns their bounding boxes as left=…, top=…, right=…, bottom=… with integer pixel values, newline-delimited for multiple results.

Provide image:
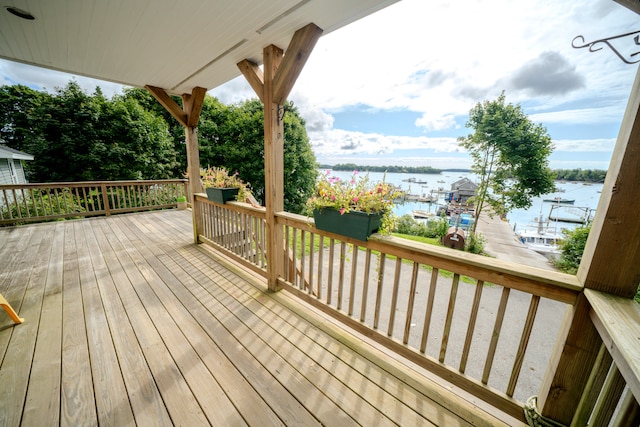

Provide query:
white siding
left=0, top=159, right=29, bottom=184
left=0, top=159, right=12, bottom=184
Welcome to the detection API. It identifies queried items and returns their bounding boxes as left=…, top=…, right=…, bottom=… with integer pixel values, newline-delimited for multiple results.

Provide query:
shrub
left=554, top=224, right=591, bottom=274
left=465, top=232, right=486, bottom=254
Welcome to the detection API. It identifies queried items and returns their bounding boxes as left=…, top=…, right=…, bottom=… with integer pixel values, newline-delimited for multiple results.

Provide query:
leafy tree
left=98, top=95, right=180, bottom=180
left=555, top=225, right=591, bottom=274
left=0, top=85, right=49, bottom=157
left=1, top=82, right=317, bottom=213
left=0, top=82, right=178, bottom=181
left=121, top=87, right=186, bottom=175
left=198, top=98, right=316, bottom=214
left=458, top=92, right=556, bottom=232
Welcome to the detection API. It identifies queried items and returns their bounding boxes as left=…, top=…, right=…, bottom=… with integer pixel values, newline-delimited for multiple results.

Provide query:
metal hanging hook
left=572, top=29, right=640, bottom=64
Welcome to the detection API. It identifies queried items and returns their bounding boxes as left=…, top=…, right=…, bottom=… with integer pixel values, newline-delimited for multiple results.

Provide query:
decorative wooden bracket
left=237, top=23, right=323, bottom=105
left=145, top=85, right=206, bottom=128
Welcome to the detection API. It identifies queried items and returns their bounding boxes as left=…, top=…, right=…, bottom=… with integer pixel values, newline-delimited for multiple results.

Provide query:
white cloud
left=531, top=107, right=625, bottom=125
left=1, top=0, right=636, bottom=171
left=0, top=60, right=125, bottom=97
left=552, top=138, right=616, bottom=152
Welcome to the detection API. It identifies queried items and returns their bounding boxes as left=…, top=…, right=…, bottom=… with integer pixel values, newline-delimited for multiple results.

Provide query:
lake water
left=324, top=169, right=603, bottom=236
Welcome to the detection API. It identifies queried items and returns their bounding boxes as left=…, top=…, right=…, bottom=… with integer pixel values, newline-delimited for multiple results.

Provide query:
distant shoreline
left=318, top=164, right=468, bottom=174
left=317, top=164, right=607, bottom=183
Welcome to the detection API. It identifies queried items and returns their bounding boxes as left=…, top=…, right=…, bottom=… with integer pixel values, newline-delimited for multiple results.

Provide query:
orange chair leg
left=0, top=293, right=24, bottom=324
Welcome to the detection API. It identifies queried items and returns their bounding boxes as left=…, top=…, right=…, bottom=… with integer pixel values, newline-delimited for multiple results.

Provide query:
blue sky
left=1, top=0, right=638, bottom=171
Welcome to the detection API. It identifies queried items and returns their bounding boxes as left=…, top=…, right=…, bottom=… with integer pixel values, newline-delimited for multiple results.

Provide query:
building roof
left=0, top=144, right=34, bottom=160
left=451, top=177, right=478, bottom=190
left=0, top=1, right=397, bottom=95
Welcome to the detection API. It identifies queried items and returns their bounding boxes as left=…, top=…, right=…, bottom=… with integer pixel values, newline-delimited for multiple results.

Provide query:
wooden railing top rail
left=0, top=179, right=188, bottom=190
left=276, top=211, right=582, bottom=304
left=194, top=194, right=266, bottom=217
left=585, top=288, right=640, bottom=401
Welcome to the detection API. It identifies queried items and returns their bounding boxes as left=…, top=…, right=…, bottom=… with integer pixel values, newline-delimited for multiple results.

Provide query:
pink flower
left=339, top=208, right=346, bottom=215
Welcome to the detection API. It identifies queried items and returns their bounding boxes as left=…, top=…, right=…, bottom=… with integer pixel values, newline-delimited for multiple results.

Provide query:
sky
left=1, top=0, right=638, bottom=171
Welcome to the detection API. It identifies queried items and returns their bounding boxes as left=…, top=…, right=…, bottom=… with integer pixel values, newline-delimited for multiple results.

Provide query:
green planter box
left=313, top=208, right=383, bottom=242
left=206, top=187, right=239, bottom=204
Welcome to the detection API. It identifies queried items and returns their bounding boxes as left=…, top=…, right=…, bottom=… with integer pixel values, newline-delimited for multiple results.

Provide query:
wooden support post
left=537, top=62, right=640, bottom=424
left=263, top=44, right=284, bottom=291
left=146, top=85, right=206, bottom=244
left=237, top=23, right=323, bottom=292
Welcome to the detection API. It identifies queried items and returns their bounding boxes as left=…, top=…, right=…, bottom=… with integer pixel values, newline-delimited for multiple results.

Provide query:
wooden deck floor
left=0, top=209, right=514, bottom=426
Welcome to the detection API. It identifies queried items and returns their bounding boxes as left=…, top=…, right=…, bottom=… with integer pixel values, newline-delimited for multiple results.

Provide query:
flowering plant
left=306, top=170, right=399, bottom=234
left=200, top=166, right=251, bottom=201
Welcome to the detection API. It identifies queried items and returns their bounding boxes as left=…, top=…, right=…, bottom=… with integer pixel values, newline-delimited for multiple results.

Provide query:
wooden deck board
left=0, top=209, right=503, bottom=426
left=79, top=219, right=139, bottom=426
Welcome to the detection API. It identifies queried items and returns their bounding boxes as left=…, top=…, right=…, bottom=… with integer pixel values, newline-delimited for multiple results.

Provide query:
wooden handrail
left=0, top=179, right=188, bottom=226
left=585, top=289, right=640, bottom=400
left=276, top=211, right=582, bottom=303
left=197, top=202, right=583, bottom=422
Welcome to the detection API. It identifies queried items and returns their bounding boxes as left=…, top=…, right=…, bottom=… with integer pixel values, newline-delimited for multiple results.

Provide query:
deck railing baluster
left=482, top=287, right=510, bottom=385
left=440, top=273, right=460, bottom=363
left=308, top=233, right=315, bottom=295
left=326, top=239, right=335, bottom=305
left=387, top=257, right=402, bottom=337
left=316, top=235, right=324, bottom=301
left=337, top=242, right=346, bottom=311
left=360, top=249, right=372, bottom=323
left=348, top=244, right=358, bottom=316
left=506, top=294, right=540, bottom=396
left=420, top=267, right=438, bottom=354
left=460, top=280, right=484, bottom=373
left=403, top=262, right=420, bottom=345
left=300, top=231, right=307, bottom=290
left=27, top=188, right=40, bottom=216
left=284, top=226, right=291, bottom=282
left=373, top=253, right=386, bottom=330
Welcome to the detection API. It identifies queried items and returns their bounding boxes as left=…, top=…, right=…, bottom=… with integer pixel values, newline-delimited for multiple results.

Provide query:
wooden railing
left=195, top=195, right=268, bottom=277
left=0, top=179, right=188, bottom=226
left=194, top=199, right=584, bottom=423
left=569, top=290, right=640, bottom=425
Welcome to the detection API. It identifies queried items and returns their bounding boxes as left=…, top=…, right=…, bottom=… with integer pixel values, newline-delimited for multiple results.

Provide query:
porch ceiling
left=0, top=0, right=397, bottom=95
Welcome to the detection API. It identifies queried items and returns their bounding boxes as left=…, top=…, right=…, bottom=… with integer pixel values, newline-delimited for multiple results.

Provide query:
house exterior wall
left=0, top=158, right=28, bottom=184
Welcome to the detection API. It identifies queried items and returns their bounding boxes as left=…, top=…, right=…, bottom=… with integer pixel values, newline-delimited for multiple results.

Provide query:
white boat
left=412, top=209, right=435, bottom=219
left=516, top=216, right=562, bottom=260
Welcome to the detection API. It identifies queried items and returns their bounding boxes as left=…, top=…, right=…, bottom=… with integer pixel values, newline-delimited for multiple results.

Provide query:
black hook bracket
left=572, top=30, right=640, bottom=65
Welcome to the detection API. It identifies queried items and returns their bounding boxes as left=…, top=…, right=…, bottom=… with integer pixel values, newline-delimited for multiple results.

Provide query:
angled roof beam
left=237, top=60, right=265, bottom=103
left=145, top=85, right=188, bottom=127
left=272, top=23, right=323, bottom=105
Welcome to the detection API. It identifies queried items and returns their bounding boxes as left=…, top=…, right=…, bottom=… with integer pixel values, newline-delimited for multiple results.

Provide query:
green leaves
left=459, top=91, right=556, bottom=225
left=0, top=82, right=178, bottom=182
left=1, top=83, right=317, bottom=214
left=197, top=99, right=317, bottom=214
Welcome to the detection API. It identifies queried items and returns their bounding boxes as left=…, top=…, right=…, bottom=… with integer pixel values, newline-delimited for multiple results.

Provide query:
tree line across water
left=323, top=163, right=607, bottom=183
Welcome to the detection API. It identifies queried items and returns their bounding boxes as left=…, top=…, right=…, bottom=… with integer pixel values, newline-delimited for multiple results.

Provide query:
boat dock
left=475, top=211, right=557, bottom=271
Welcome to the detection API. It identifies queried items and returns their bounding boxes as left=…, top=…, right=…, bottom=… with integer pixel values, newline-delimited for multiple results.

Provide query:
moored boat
left=543, top=197, right=575, bottom=205
left=516, top=216, right=562, bottom=260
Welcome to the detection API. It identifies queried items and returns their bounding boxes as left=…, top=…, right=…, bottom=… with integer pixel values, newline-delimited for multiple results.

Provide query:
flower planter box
left=313, top=208, right=383, bottom=242
left=206, top=187, right=239, bottom=204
